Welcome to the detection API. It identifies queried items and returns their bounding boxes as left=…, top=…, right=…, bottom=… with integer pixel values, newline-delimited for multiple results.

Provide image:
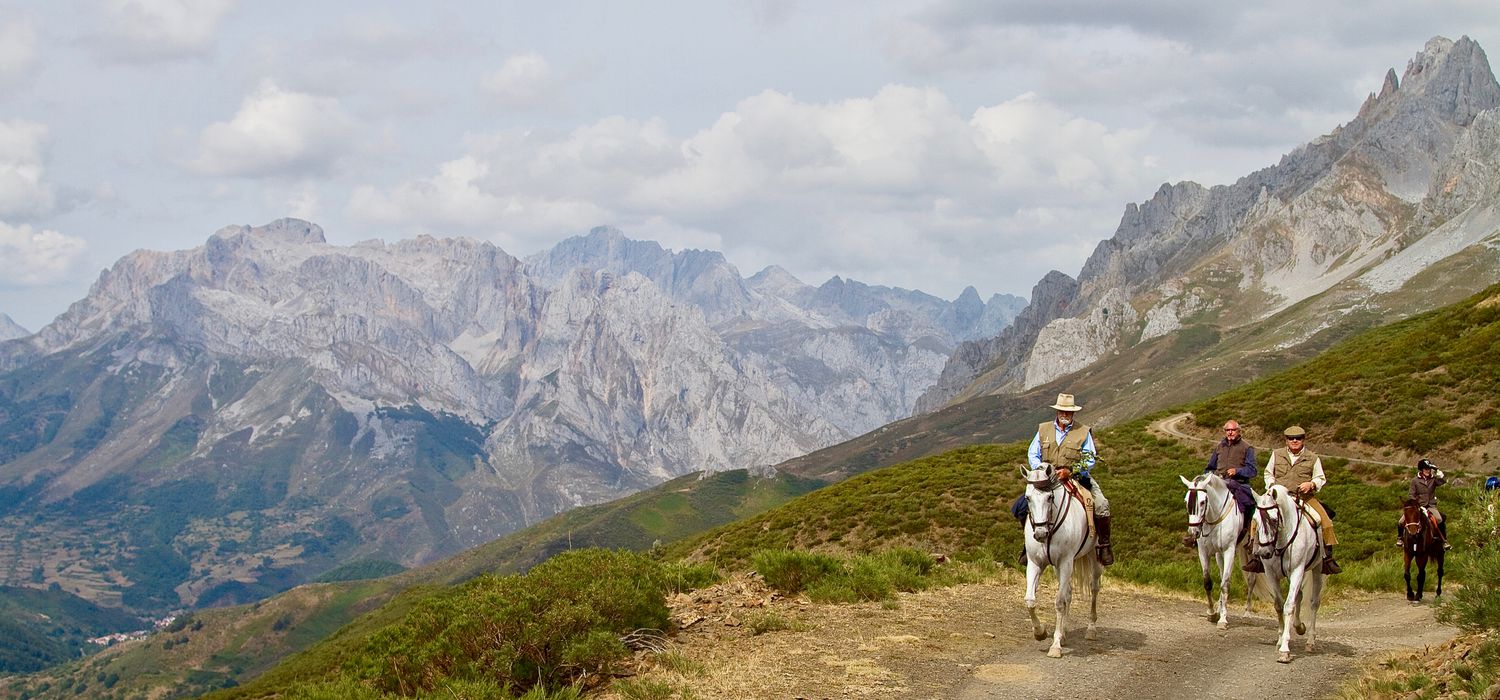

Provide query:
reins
left=1255, top=489, right=1320, bottom=572
left=1025, top=476, right=1090, bottom=566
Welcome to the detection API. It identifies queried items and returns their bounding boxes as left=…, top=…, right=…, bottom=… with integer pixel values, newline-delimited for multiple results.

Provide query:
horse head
left=1400, top=498, right=1424, bottom=536
left=1251, top=485, right=1288, bottom=560
left=1020, top=463, right=1060, bottom=542
left=1180, top=473, right=1207, bottom=538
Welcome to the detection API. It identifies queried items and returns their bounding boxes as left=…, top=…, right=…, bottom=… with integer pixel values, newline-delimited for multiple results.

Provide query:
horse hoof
left=1086, top=627, right=1098, bottom=641
left=1305, top=643, right=1316, bottom=653
left=1034, top=630, right=1047, bottom=641
left=1277, top=652, right=1293, bottom=664
left=1047, top=647, right=1063, bottom=658
left=1295, top=622, right=1306, bottom=636
left=1217, top=621, right=1229, bottom=632
left=1207, top=612, right=1219, bottom=624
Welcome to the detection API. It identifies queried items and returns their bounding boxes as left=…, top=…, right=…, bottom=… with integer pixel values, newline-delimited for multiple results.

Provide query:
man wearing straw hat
left=1026, top=392, right=1114, bottom=565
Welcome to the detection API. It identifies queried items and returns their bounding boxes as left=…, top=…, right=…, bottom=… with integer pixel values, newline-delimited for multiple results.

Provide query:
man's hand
left=1056, top=467, right=1072, bottom=481
left=1227, top=467, right=1238, bottom=477
left=1297, top=481, right=1315, bottom=494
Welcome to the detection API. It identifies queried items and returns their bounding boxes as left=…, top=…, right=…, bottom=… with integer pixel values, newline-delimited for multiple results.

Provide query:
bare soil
left=617, top=570, right=1455, bottom=700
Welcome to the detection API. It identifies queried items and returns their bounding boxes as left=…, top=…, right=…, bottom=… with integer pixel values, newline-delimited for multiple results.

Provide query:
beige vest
left=1270, top=447, right=1318, bottom=486
left=1038, top=421, right=1092, bottom=466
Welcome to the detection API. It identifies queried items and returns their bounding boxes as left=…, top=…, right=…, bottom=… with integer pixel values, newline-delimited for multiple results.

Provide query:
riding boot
left=1018, top=548, right=1027, bottom=567
left=1321, top=545, right=1342, bottom=575
left=1242, top=556, right=1264, bottom=573
left=1440, top=520, right=1451, bottom=550
left=1095, top=515, right=1114, bottom=566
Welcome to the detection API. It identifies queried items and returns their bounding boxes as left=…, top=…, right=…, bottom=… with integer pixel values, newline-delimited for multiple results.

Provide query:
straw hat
left=1049, top=393, right=1083, bottom=411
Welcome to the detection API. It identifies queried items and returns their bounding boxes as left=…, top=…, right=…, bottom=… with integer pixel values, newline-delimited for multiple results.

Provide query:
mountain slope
left=0, top=220, right=1012, bottom=615
left=920, top=36, right=1500, bottom=421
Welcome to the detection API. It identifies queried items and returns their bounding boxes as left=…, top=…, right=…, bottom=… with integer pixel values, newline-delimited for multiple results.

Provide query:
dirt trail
left=647, top=573, right=1454, bottom=700
left=1148, top=412, right=1413, bottom=468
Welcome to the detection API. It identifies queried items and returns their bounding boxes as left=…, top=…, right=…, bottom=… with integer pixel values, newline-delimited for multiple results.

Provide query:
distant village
left=87, top=616, right=179, bottom=647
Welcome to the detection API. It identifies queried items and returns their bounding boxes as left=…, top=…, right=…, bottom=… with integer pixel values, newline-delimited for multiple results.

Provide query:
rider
left=1243, top=426, right=1341, bottom=575
left=1402, top=458, right=1450, bottom=549
left=1184, top=419, right=1258, bottom=547
left=1020, top=393, right=1113, bottom=566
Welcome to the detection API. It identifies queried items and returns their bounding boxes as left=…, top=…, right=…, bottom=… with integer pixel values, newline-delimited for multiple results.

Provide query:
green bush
left=751, top=550, right=843, bottom=594
left=342, top=549, right=669, bottom=696
left=1438, top=488, right=1500, bottom=632
left=660, top=561, right=720, bottom=594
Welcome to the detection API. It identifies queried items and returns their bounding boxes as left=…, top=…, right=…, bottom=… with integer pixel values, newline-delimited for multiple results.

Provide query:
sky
left=1, top=1, right=1499, bottom=331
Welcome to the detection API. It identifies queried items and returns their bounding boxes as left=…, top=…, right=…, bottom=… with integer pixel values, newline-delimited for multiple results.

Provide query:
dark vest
left=1038, top=421, right=1092, bottom=466
left=1211, top=439, right=1251, bottom=480
left=1270, top=447, right=1318, bottom=487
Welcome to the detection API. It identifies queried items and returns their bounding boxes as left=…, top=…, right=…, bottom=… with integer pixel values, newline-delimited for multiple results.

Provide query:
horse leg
left=1416, top=554, right=1426, bottom=602
left=1293, top=586, right=1306, bottom=636
left=1216, top=547, right=1234, bottom=630
left=1404, top=554, right=1416, bottom=601
left=1436, top=551, right=1444, bottom=598
left=1085, top=555, right=1101, bottom=641
left=1277, top=568, right=1303, bottom=663
left=1238, top=538, right=1257, bottom=614
left=1025, top=558, right=1046, bottom=641
left=1050, top=558, right=1073, bottom=658
left=1199, top=546, right=1217, bottom=623
left=1303, top=572, right=1323, bottom=653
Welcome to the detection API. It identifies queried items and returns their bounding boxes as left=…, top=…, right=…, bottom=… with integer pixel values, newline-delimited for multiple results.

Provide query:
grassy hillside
left=1191, top=283, right=1500, bottom=469
left=0, top=469, right=817, bottom=699
left=0, top=586, right=145, bottom=674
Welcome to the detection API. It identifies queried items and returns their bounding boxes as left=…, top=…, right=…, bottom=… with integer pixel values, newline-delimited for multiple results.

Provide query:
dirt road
left=647, top=573, right=1454, bottom=700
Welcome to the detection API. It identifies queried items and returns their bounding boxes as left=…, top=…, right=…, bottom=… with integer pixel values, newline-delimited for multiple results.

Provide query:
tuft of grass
left=652, top=651, right=705, bottom=676
left=742, top=611, right=807, bottom=636
left=611, top=678, right=677, bottom=700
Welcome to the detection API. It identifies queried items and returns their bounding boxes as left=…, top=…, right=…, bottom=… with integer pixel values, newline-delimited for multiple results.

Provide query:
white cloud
left=482, top=53, right=561, bottom=109
left=0, top=120, right=55, bottom=219
left=0, top=21, right=39, bottom=88
left=0, top=222, right=88, bottom=288
left=347, top=84, right=1160, bottom=293
left=188, top=80, right=357, bottom=178
left=96, top=0, right=238, bottom=62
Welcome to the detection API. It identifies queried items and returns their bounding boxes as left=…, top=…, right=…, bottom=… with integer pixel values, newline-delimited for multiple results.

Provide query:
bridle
left=1253, top=487, right=1319, bottom=571
left=1186, top=480, right=1233, bottom=538
left=1023, top=468, right=1088, bottom=566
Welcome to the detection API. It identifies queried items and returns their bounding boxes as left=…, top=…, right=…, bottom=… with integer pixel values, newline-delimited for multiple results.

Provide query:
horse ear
left=1018, top=465, right=1029, bottom=479
left=1179, top=474, right=1194, bottom=488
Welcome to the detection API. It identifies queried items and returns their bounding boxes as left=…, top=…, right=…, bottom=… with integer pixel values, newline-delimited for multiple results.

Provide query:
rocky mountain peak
left=1397, top=36, right=1500, bottom=126
left=212, top=218, right=327, bottom=246
left=0, top=313, right=28, bottom=341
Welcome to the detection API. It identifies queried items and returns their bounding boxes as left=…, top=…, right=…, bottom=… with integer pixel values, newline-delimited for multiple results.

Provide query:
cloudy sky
left=1, top=1, right=1497, bottom=330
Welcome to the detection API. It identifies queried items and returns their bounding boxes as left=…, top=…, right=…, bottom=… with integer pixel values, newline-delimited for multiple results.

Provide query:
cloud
left=187, top=80, right=357, bottom=178
left=0, top=21, right=39, bottom=88
left=482, top=53, right=562, bottom=109
left=0, top=222, right=88, bottom=288
left=0, top=120, right=55, bottom=219
left=347, top=85, right=1160, bottom=295
left=94, top=0, right=238, bottom=62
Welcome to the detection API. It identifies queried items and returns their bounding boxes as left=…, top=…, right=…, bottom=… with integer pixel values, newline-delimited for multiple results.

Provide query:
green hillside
left=0, top=469, right=816, bottom=699
left=0, top=586, right=145, bottom=674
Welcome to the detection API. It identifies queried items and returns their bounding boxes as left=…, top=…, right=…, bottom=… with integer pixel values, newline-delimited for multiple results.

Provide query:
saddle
left=1063, top=479, right=1097, bottom=541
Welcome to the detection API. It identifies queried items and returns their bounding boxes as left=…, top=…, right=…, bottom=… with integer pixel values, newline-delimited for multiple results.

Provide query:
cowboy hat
left=1049, top=393, right=1083, bottom=411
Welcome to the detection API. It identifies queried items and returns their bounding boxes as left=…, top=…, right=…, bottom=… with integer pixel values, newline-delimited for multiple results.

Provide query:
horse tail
left=1072, top=551, right=1097, bottom=599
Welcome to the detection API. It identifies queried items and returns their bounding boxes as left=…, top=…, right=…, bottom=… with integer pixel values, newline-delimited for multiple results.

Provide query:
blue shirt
left=1028, top=422, right=1097, bottom=470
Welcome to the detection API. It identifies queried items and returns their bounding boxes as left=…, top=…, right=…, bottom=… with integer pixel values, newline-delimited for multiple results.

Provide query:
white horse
left=1021, top=463, right=1102, bottom=658
left=1250, top=484, right=1326, bottom=663
left=1180, top=473, right=1268, bottom=629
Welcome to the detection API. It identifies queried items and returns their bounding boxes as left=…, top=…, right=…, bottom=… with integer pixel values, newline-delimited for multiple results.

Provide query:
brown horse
left=1399, top=498, right=1445, bottom=602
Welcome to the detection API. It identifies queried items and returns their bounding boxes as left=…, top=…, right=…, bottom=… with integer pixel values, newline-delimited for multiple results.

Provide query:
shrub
left=1437, top=488, right=1500, bottom=632
left=344, top=549, right=669, bottom=696
left=660, top=561, right=720, bottom=594
left=751, top=550, right=843, bottom=594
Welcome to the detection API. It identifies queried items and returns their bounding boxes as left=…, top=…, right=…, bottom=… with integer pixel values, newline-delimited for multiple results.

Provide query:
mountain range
left=4, top=34, right=1500, bottom=623
left=0, top=221, right=1020, bottom=612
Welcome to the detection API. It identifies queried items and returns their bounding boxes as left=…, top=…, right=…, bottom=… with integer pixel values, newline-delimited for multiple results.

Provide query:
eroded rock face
left=918, top=35, right=1500, bottom=411
left=0, top=218, right=1021, bottom=605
